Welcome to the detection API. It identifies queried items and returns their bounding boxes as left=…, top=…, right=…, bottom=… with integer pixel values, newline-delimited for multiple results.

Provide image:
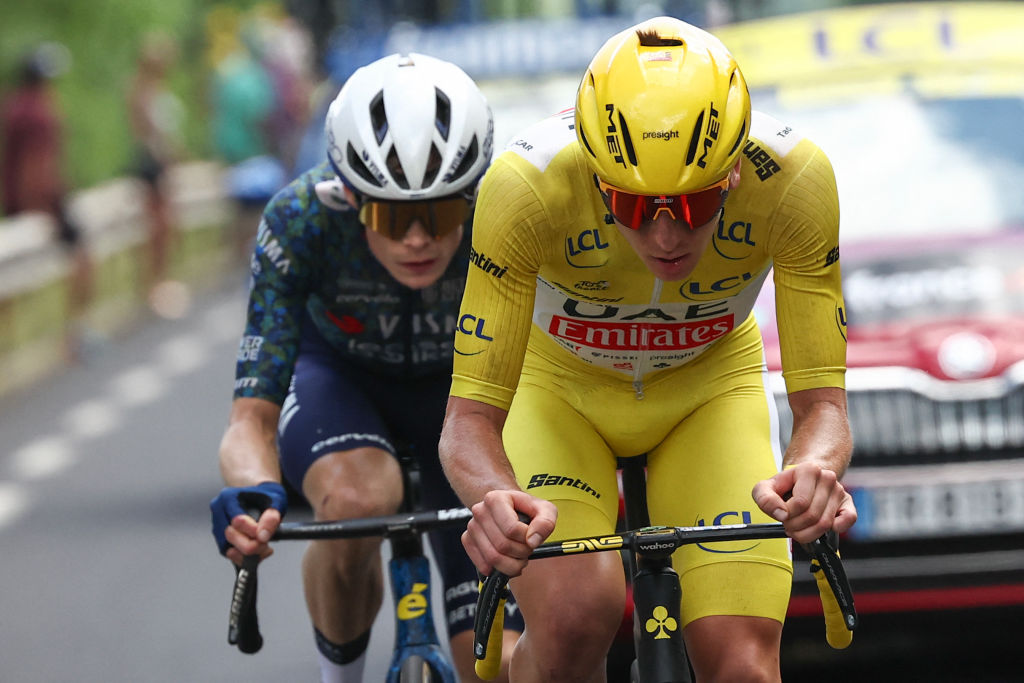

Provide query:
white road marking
left=204, top=298, right=246, bottom=342
left=157, top=334, right=208, bottom=376
left=63, top=398, right=121, bottom=440
left=0, top=291, right=239, bottom=530
left=0, top=483, right=30, bottom=527
left=10, top=437, right=75, bottom=480
left=111, top=366, right=167, bottom=407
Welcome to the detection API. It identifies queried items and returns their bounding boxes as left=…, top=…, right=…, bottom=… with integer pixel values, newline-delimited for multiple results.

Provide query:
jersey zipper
left=631, top=279, right=663, bottom=400
left=402, top=287, right=414, bottom=375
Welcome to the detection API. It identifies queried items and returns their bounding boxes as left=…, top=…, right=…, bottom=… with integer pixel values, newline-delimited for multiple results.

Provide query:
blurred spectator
left=126, top=31, right=186, bottom=316
left=1, top=42, right=95, bottom=360
left=208, top=9, right=314, bottom=263
left=260, top=14, right=315, bottom=172
left=210, top=28, right=275, bottom=165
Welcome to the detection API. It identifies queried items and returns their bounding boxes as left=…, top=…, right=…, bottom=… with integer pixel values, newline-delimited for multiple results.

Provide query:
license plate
left=850, top=478, right=1024, bottom=540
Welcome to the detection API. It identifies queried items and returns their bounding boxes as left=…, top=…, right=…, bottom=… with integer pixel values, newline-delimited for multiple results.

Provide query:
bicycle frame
left=473, top=455, right=857, bottom=681
left=226, top=456, right=472, bottom=683
left=620, top=454, right=690, bottom=682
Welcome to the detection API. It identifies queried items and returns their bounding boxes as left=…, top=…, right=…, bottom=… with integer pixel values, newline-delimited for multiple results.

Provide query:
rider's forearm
left=218, top=397, right=283, bottom=487
left=783, top=386, right=853, bottom=478
left=438, top=396, right=520, bottom=506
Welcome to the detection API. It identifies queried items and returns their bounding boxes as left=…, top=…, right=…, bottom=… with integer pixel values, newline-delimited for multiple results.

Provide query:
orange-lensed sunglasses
left=596, top=176, right=729, bottom=230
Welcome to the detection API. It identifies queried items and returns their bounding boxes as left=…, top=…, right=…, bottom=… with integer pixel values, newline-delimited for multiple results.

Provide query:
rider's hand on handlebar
left=751, top=462, right=857, bottom=545
left=210, top=481, right=288, bottom=564
left=462, top=490, right=557, bottom=578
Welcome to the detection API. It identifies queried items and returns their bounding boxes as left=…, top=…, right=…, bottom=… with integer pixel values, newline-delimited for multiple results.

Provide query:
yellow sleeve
left=451, top=154, right=550, bottom=410
left=768, top=143, right=847, bottom=393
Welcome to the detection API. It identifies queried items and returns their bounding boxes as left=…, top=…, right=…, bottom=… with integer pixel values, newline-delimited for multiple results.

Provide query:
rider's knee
left=306, top=447, right=403, bottom=520
left=686, top=615, right=782, bottom=683
left=517, top=560, right=625, bottom=667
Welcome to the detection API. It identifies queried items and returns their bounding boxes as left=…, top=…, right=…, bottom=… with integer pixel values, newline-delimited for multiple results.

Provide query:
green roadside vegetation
left=0, top=0, right=274, bottom=192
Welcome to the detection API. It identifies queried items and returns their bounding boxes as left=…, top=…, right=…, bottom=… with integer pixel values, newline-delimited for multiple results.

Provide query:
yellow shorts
left=503, top=316, right=793, bottom=626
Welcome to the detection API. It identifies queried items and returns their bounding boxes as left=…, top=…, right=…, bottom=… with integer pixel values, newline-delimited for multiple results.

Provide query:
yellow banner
left=715, top=2, right=1024, bottom=88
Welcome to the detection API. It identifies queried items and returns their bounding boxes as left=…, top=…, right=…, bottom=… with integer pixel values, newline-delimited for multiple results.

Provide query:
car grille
left=772, top=363, right=1024, bottom=465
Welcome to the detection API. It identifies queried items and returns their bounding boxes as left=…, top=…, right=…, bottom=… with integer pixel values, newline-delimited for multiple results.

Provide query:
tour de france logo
left=645, top=605, right=678, bottom=639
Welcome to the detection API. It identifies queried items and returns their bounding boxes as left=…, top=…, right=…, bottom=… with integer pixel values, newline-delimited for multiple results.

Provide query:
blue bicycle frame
left=386, top=540, right=455, bottom=682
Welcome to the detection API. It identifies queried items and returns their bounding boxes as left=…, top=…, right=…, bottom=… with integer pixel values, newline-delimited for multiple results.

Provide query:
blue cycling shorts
left=278, top=318, right=523, bottom=637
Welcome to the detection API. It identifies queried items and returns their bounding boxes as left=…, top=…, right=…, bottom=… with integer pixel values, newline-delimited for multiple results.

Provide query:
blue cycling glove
left=210, top=481, right=288, bottom=556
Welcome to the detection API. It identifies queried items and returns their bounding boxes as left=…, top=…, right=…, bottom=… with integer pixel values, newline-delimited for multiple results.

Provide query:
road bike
left=226, top=453, right=471, bottom=682
left=474, top=454, right=857, bottom=682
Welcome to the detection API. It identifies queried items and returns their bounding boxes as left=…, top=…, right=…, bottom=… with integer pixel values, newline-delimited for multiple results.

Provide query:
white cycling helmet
left=325, top=53, right=494, bottom=201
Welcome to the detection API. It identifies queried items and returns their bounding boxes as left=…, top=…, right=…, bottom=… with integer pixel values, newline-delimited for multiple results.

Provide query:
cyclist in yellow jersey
left=439, top=16, right=857, bottom=682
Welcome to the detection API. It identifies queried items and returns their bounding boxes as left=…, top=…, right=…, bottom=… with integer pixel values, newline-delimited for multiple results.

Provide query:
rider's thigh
left=509, top=499, right=626, bottom=666
left=684, top=614, right=782, bottom=683
left=510, top=551, right=624, bottom=680
left=302, top=446, right=404, bottom=520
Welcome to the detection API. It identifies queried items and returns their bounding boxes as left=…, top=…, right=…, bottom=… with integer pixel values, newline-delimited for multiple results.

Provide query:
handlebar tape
left=812, top=558, right=852, bottom=649
left=807, top=532, right=857, bottom=649
left=227, top=554, right=263, bottom=654
left=474, top=572, right=511, bottom=679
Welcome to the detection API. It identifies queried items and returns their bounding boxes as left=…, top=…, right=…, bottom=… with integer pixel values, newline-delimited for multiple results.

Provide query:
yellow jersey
left=452, top=108, right=846, bottom=410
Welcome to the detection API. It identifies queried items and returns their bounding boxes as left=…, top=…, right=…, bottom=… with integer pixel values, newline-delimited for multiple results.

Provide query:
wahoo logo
left=469, top=247, right=508, bottom=279
left=527, top=473, right=601, bottom=499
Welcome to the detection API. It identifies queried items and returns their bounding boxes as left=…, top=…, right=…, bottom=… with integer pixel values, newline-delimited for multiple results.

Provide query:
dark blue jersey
left=233, top=162, right=470, bottom=404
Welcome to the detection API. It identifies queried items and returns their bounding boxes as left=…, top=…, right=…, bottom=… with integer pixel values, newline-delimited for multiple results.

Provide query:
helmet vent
left=346, top=142, right=383, bottom=188
left=727, top=119, right=746, bottom=157
left=684, top=110, right=705, bottom=166
left=385, top=145, right=410, bottom=189
left=369, top=90, right=388, bottom=145
left=579, top=126, right=596, bottom=157
left=446, top=135, right=479, bottom=184
left=435, top=88, right=451, bottom=141
left=422, top=144, right=442, bottom=187
left=617, top=112, right=638, bottom=166
left=636, top=29, right=683, bottom=47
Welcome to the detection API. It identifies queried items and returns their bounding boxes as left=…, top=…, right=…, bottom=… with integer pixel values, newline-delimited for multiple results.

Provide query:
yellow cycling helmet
left=575, top=16, right=750, bottom=195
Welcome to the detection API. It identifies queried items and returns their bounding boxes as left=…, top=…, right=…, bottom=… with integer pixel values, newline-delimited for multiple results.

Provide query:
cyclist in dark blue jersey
left=210, top=53, right=521, bottom=682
